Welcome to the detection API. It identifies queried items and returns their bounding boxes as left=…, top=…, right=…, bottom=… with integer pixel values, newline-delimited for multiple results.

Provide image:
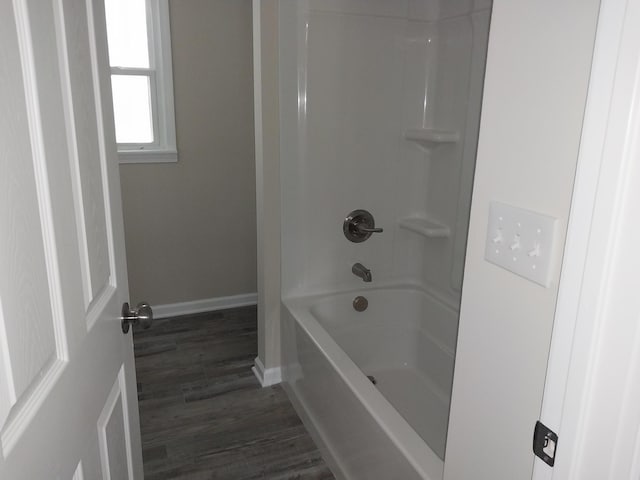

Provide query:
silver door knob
left=121, top=301, right=153, bottom=334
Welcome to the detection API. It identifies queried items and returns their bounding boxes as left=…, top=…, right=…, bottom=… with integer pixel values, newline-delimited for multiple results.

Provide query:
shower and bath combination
left=279, top=1, right=492, bottom=478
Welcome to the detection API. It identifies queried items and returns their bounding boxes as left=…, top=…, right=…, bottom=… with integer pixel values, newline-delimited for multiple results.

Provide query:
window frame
left=109, top=0, right=177, bottom=164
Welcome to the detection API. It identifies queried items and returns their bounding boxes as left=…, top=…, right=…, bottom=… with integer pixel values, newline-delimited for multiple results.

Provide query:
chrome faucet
left=352, top=263, right=372, bottom=282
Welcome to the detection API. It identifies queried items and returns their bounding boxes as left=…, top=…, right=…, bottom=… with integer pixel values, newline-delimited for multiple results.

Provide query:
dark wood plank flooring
left=133, top=306, right=335, bottom=480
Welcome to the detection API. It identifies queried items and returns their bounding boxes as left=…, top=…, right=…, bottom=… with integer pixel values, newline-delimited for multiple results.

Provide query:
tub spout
left=352, top=263, right=372, bottom=282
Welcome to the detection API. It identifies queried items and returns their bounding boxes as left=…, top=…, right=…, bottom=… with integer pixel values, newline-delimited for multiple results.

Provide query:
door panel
left=0, top=0, right=143, bottom=478
left=58, top=0, right=113, bottom=303
left=98, top=367, right=133, bottom=480
left=55, top=0, right=119, bottom=331
left=56, top=0, right=114, bottom=312
left=0, top=0, right=67, bottom=438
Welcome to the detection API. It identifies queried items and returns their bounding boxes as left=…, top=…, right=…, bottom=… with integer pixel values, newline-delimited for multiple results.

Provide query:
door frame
left=534, top=0, right=640, bottom=476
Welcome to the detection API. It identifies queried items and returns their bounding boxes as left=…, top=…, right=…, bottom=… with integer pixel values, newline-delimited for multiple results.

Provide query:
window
left=105, top=0, right=177, bottom=163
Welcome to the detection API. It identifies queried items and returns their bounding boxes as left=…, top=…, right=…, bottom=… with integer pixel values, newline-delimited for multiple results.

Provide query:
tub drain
left=367, top=375, right=377, bottom=385
left=353, top=296, right=368, bottom=312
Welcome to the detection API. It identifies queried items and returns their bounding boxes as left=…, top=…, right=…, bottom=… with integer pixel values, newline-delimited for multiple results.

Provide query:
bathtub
left=281, top=285, right=458, bottom=479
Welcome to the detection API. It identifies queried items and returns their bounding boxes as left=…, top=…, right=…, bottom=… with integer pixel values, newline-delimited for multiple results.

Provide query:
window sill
left=118, top=149, right=178, bottom=164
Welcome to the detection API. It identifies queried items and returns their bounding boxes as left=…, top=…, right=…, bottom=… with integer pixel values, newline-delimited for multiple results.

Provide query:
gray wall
left=120, top=0, right=256, bottom=306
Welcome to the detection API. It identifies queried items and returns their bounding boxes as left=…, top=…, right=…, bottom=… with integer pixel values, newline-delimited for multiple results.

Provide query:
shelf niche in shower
left=399, top=216, right=451, bottom=238
left=403, top=128, right=459, bottom=151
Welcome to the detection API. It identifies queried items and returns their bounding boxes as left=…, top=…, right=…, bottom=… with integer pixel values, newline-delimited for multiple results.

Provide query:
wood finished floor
left=133, top=306, right=335, bottom=480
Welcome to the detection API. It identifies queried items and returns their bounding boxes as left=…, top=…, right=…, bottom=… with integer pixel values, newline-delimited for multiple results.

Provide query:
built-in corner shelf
left=399, top=216, right=451, bottom=238
left=403, top=128, right=459, bottom=150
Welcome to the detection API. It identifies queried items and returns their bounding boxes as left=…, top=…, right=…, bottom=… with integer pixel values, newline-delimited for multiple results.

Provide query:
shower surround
left=278, top=1, right=492, bottom=478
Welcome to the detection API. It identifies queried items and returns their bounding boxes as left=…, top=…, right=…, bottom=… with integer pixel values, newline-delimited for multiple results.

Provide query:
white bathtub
left=281, top=285, right=458, bottom=479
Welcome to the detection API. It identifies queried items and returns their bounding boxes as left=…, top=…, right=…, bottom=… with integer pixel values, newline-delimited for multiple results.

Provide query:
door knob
left=121, top=302, right=153, bottom=334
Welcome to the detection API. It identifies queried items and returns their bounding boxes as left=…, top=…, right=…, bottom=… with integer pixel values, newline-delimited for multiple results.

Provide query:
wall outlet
left=484, top=202, right=557, bottom=287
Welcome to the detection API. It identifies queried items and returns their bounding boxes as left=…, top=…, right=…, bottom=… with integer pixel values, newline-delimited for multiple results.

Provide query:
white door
left=0, top=0, right=144, bottom=478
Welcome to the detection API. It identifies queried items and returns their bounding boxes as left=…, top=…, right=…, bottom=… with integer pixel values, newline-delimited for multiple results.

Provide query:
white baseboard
left=153, top=293, right=258, bottom=319
left=252, top=357, right=282, bottom=387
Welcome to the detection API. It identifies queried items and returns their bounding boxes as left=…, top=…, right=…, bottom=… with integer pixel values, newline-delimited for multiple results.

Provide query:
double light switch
left=484, top=202, right=557, bottom=287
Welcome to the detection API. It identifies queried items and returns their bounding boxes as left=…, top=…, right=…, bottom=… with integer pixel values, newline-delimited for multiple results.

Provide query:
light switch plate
left=484, top=202, right=557, bottom=287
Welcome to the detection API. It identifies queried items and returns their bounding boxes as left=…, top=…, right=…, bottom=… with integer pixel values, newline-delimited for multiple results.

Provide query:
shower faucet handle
left=343, top=209, right=383, bottom=243
left=355, top=224, right=383, bottom=234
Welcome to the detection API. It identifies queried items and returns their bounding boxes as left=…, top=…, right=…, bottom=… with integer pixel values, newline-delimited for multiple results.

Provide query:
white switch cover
left=484, top=202, right=557, bottom=287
